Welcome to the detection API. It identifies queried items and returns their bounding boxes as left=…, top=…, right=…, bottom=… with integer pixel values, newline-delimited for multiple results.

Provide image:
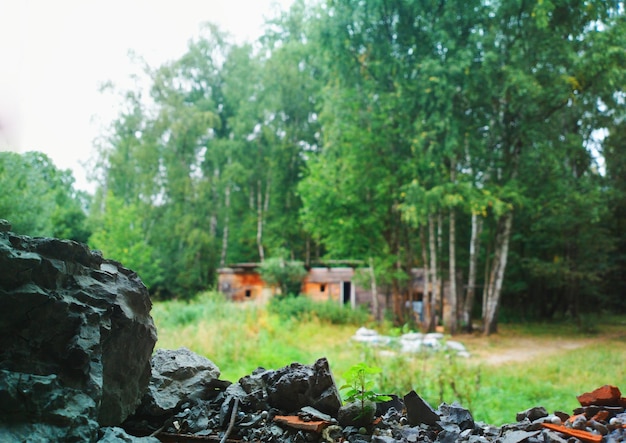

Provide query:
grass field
left=151, top=292, right=626, bottom=425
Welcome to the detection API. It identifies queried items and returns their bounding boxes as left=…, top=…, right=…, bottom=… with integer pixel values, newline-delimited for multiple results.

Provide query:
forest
left=2, top=0, right=625, bottom=335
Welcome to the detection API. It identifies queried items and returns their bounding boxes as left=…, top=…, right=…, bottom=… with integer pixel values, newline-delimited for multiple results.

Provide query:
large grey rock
left=404, top=390, right=440, bottom=427
left=338, top=400, right=376, bottom=427
left=226, top=357, right=342, bottom=417
left=97, top=427, right=160, bottom=443
left=0, top=228, right=157, bottom=440
left=137, top=347, right=222, bottom=416
left=264, top=357, right=342, bottom=416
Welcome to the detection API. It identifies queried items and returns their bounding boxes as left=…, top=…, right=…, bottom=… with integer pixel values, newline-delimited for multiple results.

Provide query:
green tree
left=0, top=151, right=90, bottom=241
left=89, top=192, right=162, bottom=288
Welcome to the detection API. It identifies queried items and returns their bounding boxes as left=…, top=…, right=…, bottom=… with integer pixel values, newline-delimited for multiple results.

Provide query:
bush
left=259, top=255, right=307, bottom=296
left=268, top=295, right=371, bottom=325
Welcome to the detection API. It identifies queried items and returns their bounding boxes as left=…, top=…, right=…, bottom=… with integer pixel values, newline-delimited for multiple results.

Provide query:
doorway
left=342, top=281, right=352, bottom=306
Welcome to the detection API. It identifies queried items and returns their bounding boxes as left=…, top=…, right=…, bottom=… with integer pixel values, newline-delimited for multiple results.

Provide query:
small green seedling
left=340, top=363, right=392, bottom=417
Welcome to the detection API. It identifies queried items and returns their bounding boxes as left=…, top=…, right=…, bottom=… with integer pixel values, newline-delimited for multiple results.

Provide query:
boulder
left=137, top=347, right=222, bottom=416
left=226, top=357, right=342, bottom=417
left=0, top=225, right=157, bottom=441
left=264, top=357, right=342, bottom=416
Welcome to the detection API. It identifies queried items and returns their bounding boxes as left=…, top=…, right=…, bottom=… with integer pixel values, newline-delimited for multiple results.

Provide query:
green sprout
left=340, top=363, right=392, bottom=417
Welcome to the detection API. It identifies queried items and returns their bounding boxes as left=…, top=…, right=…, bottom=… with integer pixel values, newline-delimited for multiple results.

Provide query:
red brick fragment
left=576, top=385, right=622, bottom=407
left=591, top=410, right=609, bottom=422
left=542, top=423, right=602, bottom=443
left=274, top=415, right=332, bottom=433
left=566, top=413, right=586, bottom=425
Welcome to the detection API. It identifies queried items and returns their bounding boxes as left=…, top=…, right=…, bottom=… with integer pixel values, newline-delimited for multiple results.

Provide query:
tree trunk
left=483, top=211, right=514, bottom=335
left=481, top=237, right=492, bottom=323
left=437, top=211, right=443, bottom=319
left=219, top=184, right=231, bottom=268
left=256, top=180, right=265, bottom=262
left=448, top=206, right=458, bottom=334
left=368, top=257, right=380, bottom=321
left=427, top=213, right=439, bottom=332
left=462, top=213, right=482, bottom=332
left=420, top=226, right=430, bottom=331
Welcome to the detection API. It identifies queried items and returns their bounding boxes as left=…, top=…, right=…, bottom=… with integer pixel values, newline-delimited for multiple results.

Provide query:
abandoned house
left=217, top=264, right=450, bottom=326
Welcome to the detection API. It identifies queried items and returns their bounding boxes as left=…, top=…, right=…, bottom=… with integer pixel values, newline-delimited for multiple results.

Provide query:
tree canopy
left=4, top=0, right=625, bottom=334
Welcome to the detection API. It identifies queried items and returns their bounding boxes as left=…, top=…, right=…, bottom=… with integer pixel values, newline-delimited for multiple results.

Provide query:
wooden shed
left=302, top=267, right=361, bottom=307
left=217, top=264, right=447, bottom=328
left=217, top=263, right=271, bottom=303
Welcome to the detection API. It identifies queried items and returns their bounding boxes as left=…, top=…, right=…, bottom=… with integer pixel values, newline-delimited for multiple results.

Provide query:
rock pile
left=120, top=354, right=626, bottom=443
left=352, top=327, right=470, bottom=358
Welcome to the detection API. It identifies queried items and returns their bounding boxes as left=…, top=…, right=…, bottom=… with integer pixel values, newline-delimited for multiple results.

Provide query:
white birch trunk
left=219, top=184, right=231, bottom=268
left=420, top=226, right=430, bottom=330
left=256, top=180, right=265, bottom=262
left=368, top=257, right=380, bottom=321
left=483, top=211, right=514, bottom=335
left=428, top=214, right=439, bottom=332
left=448, top=207, right=457, bottom=334
left=462, top=213, right=482, bottom=331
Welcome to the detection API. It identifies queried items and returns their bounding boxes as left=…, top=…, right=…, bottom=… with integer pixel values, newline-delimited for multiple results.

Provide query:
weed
left=340, top=363, right=391, bottom=418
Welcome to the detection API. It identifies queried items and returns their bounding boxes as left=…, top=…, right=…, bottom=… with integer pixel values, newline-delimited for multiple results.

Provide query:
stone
left=439, top=402, right=475, bottom=431
left=137, top=347, right=222, bottom=417
left=263, top=357, right=342, bottom=416
left=338, top=400, right=376, bottom=428
left=0, top=219, right=11, bottom=232
left=516, top=406, right=548, bottom=422
left=445, top=340, right=467, bottom=353
left=500, top=430, right=540, bottom=443
left=0, top=229, right=157, bottom=440
left=404, top=390, right=440, bottom=427
left=97, top=427, right=161, bottom=442
left=376, top=394, right=405, bottom=417
left=577, top=385, right=622, bottom=407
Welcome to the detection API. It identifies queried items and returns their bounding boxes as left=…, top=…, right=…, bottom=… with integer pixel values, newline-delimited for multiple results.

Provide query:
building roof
left=304, top=267, right=355, bottom=283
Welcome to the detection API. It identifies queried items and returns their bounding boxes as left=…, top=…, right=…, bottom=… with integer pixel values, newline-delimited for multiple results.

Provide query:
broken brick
left=541, top=423, right=602, bottom=443
left=590, top=410, right=609, bottom=422
left=274, top=415, right=332, bottom=433
left=576, top=385, right=622, bottom=407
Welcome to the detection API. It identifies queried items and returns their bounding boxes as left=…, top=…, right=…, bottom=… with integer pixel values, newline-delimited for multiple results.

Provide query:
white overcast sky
left=0, top=0, right=293, bottom=192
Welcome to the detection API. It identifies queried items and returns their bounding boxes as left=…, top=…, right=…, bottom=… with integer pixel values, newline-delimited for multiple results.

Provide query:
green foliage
left=340, top=363, right=392, bottom=414
left=259, top=252, right=307, bottom=296
left=89, top=192, right=162, bottom=288
left=268, top=295, right=371, bottom=325
left=85, top=0, right=626, bottom=318
left=0, top=151, right=90, bottom=241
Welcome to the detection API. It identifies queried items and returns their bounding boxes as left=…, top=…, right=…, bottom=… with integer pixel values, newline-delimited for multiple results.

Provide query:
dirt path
left=460, top=332, right=624, bottom=366
left=478, top=338, right=590, bottom=365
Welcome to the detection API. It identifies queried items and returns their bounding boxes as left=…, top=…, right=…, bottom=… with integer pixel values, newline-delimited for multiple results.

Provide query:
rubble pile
left=116, top=352, right=626, bottom=443
left=352, top=327, right=470, bottom=358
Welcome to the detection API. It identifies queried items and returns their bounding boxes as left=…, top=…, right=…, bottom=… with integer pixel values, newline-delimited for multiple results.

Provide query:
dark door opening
left=342, top=281, right=351, bottom=305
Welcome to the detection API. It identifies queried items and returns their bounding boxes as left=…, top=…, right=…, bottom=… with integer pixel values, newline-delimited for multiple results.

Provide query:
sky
left=0, top=0, right=294, bottom=193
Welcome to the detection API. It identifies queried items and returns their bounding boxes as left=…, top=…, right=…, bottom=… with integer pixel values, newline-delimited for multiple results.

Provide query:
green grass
left=151, top=292, right=626, bottom=426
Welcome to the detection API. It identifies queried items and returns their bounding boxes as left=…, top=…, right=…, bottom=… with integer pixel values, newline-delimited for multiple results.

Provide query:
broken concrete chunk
left=404, top=390, right=440, bottom=427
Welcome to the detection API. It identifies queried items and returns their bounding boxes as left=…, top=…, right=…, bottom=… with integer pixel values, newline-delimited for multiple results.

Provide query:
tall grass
left=151, top=292, right=626, bottom=426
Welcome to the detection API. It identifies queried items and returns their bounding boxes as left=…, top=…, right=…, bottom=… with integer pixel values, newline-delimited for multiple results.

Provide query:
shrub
left=259, top=254, right=307, bottom=296
left=268, top=295, right=371, bottom=325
